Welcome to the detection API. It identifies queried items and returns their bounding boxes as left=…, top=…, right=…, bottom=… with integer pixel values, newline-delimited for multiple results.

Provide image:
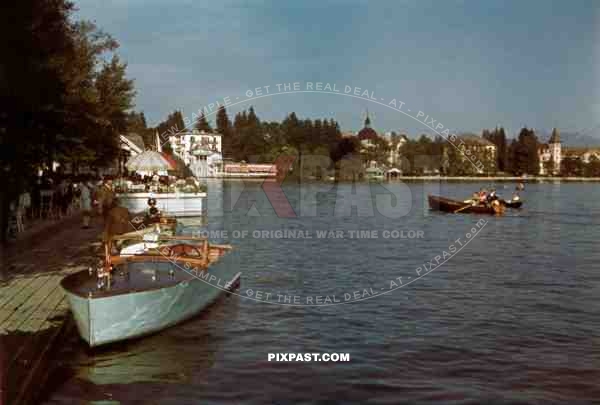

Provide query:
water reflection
left=47, top=294, right=239, bottom=402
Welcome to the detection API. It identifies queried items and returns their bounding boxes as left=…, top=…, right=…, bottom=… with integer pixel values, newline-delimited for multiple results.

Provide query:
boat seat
left=159, top=243, right=204, bottom=257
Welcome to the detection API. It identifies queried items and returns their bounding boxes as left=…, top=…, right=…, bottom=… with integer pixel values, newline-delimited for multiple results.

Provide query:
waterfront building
left=167, top=129, right=223, bottom=177
left=538, top=128, right=561, bottom=175
left=355, top=112, right=407, bottom=170
left=443, top=134, right=497, bottom=174
left=563, top=147, right=600, bottom=163
left=385, top=132, right=408, bottom=167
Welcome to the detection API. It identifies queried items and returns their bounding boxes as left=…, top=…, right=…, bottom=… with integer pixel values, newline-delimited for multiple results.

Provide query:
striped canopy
left=126, top=151, right=174, bottom=172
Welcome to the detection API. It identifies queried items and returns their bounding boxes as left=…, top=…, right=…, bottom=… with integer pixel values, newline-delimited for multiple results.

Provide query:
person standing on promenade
left=80, top=178, right=93, bottom=229
left=98, top=177, right=115, bottom=222
left=102, top=198, right=131, bottom=256
left=57, top=177, right=69, bottom=219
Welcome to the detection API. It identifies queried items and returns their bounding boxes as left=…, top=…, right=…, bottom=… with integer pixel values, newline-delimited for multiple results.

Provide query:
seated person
left=487, top=188, right=498, bottom=202
left=478, top=189, right=488, bottom=204
left=471, top=192, right=479, bottom=205
left=103, top=198, right=131, bottom=241
left=146, top=198, right=161, bottom=220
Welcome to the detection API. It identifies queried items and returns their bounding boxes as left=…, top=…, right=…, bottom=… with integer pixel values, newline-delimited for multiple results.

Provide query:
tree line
left=151, top=104, right=600, bottom=179
left=153, top=106, right=358, bottom=177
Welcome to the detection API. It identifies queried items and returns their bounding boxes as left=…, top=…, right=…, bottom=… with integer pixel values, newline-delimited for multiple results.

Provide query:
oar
left=454, top=203, right=472, bottom=213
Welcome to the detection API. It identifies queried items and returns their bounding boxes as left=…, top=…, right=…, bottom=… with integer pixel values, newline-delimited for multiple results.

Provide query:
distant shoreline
left=387, top=176, right=600, bottom=182
left=213, top=176, right=600, bottom=182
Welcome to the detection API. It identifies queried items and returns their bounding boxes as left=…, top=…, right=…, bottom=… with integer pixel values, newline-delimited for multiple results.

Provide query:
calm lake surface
left=45, top=180, right=600, bottom=404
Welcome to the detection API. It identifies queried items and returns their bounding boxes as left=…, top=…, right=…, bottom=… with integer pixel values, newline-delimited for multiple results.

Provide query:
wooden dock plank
left=40, top=296, right=70, bottom=331
left=0, top=277, right=37, bottom=309
left=10, top=314, right=70, bottom=405
left=3, top=275, right=64, bottom=332
left=2, top=212, right=101, bottom=405
left=19, top=285, right=66, bottom=333
left=0, top=275, right=52, bottom=329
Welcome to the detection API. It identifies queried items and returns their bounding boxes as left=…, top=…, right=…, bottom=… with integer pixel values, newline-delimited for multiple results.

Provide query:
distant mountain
left=536, top=128, right=600, bottom=147
left=384, top=127, right=600, bottom=147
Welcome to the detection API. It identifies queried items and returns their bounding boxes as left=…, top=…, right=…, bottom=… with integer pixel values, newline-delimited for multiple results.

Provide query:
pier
left=0, top=215, right=102, bottom=404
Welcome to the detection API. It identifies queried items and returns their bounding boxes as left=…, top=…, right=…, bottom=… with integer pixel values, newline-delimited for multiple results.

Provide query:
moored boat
left=428, top=195, right=504, bottom=215
left=500, top=199, right=523, bottom=209
left=61, top=234, right=239, bottom=347
left=116, top=191, right=207, bottom=217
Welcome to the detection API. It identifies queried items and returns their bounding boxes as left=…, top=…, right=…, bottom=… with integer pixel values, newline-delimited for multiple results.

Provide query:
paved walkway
left=0, top=214, right=104, bottom=405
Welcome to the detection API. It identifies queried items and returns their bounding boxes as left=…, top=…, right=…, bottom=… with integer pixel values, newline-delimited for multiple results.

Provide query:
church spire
left=364, top=109, right=371, bottom=128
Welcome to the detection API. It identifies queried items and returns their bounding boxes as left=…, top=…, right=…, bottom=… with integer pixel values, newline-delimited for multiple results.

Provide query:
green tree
left=216, top=106, right=232, bottom=158
left=0, top=0, right=136, bottom=241
left=330, top=137, right=359, bottom=181
left=126, top=111, right=153, bottom=148
left=195, top=112, right=212, bottom=132
left=586, top=155, right=600, bottom=177
left=561, top=157, right=584, bottom=176
left=510, top=128, right=540, bottom=175
left=92, top=55, right=136, bottom=166
left=156, top=110, right=186, bottom=139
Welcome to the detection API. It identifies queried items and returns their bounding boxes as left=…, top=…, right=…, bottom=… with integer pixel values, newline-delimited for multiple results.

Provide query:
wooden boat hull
left=61, top=253, right=240, bottom=347
left=428, top=195, right=502, bottom=214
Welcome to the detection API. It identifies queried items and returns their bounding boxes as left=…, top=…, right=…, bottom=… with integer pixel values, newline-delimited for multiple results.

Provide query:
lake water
left=45, top=180, right=600, bottom=404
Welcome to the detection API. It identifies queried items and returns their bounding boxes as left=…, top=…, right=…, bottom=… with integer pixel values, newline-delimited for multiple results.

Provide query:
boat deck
left=62, top=262, right=197, bottom=299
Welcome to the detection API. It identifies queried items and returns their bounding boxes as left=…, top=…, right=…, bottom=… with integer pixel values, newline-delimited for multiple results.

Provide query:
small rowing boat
left=428, top=195, right=505, bottom=215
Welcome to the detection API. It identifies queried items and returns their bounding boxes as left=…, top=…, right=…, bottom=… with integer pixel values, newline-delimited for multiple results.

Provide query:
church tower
left=549, top=128, right=561, bottom=175
left=364, top=109, right=371, bottom=128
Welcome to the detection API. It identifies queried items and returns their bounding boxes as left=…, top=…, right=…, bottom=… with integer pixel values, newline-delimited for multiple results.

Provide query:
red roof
left=357, top=127, right=379, bottom=141
left=160, top=153, right=178, bottom=169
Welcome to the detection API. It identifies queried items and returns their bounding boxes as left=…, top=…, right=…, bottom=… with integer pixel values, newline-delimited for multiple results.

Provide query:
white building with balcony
left=168, top=129, right=222, bottom=177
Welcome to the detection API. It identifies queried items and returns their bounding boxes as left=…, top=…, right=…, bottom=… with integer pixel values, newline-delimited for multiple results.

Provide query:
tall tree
left=0, top=0, right=136, bottom=241
left=330, top=137, right=359, bottom=181
left=216, top=106, right=232, bottom=158
left=282, top=112, right=304, bottom=177
left=91, top=55, right=136, bottom=166
left=195, top=112, right=212, bottom=132
left=510, top=128, right=540, bottom=175
left=157, top=110, right=185, bottom=137
left=239, top=106, right=264, bottom=161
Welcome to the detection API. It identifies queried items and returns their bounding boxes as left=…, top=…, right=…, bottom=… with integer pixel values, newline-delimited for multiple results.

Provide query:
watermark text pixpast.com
left=268, top=353, right=350, bottom=362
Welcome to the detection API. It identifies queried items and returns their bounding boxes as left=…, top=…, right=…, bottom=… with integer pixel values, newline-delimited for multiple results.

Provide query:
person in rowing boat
left=512, top=188, right=521, bottom=201
left=478, top=188, right=488, bottom=205
left=470, top=191, right=479, bottom=206
left=487, top=188, right=498, bottom=203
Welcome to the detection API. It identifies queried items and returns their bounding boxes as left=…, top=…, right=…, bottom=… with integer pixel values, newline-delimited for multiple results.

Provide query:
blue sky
left=75, top=0, right=600, bottom=138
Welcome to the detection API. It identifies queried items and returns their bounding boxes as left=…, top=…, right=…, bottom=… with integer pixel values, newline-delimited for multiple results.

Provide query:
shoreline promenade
left=0, top=215, right=103, bottom=405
